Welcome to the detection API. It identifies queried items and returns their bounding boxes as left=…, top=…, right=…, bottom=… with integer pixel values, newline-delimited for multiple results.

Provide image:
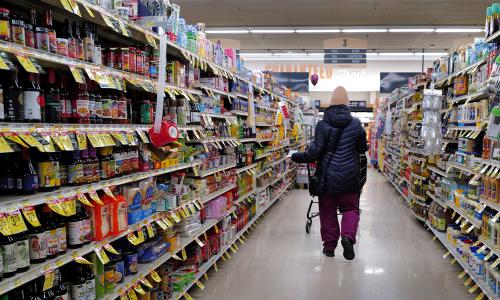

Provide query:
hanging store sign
left=324, top=49, right=367, bottom=65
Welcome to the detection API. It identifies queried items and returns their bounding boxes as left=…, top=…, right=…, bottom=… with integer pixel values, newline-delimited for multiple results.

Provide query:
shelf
left=256, top=138, right=274, bottom=143
left=194, top=163, right=237, bottom=178
left=383, top=172, right=409, bottom=203
left=0, top=160, right=201, bottom=211
left=447, top=204, right=482, bottom=229
left=447, top=89, right=489, bottom=106
left=479, top=236, right=500, bottom=259
left=427, top=166, right=456, bottom=178
left=186, top=137, right=239, bottom=145
left=409, top=190, right=429, bottom=204
left=410, top=209, right=427, bottom=222
left=256, top=171, right=288, bottom=193
left=199, top=112, right=236, bottom=119
left=255, top=122, right=274, bottom=127
left=231, top=110, right=249, bottom=117
left=256, top=104, right=279, bottom=113
left=427, top=222, right=497, bottom=300
left=236, top=163, right=258, bottom=174
left=240, top=138, right=257, bottom=143
left=199, top=184, right=237, bottom=204
left=426, top=191, right=448, bottom=209
left=172, top=181, right=289, bottom=300
left=255, top=152, right=272, bottom=160
left=410, top=172, right=427, bottom=181
left=448, top=162, right=480, bottom=176
left=478, top=197, right=500, bottom=212
left=268, top=156, right=288, bottom=168
left=435, top=59, right=487, bottom=88
left=234, top=189, right=256, bottom=206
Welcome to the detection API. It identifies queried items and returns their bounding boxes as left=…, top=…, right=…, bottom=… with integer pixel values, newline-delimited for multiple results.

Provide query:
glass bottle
left=93, top=82, right=103, bottom=124
left=41, top=206, right=58, bottom=260
left=37, top=152, right=59, bottom=192
left=21, top=149, right=38, bottom=195
left=44, top=68, right=61, bottom=123
left=73, top=83, right=90, bottom=124
left=25, top=9, right=35, bottom=48
left=27, top=207, right=47, bottom=264
left=5, top=68, right=23, bottom=122
left=70, top=264, right=86, bottom=299
left=74, top=22, right=84, bottom=61
left=83, top=23, right=93, bottom=62
left=44, top=10, right=56, bottom=54
left=14, top=231, right=30, bottom=273
left=65, top=19, right=76, bottom=59
left=34, top=11, right=48, bottom=52
left=23, top=73, right=42, bottom=122
left=1, top=233, right=17, bottom=278
left=60, top=77, right=72, bottom=124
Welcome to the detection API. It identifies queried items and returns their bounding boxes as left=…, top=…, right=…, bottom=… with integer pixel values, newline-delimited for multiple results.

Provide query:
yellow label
left=118, top=20, right=129, bottom=37
left=230, top=246, right=237, bottom=254
left=204, top=232, right=208, bottom=241
left=195, top=280, right=205, bottom=290
left=458, top=270, right=467, bottom=279
left=179, top=209, right=187, bottom=219
left=188, top=204, right=197, bottom=214
left=477, top=245, right=487, bottom=254
left=0, top=55, right=9, bottom=70
left=42, top=270, right=55, bottom=291
left=47, top=200, right=67, bottom=217
left=84, top=68, right=95, bottom=81
left=16, top=55, right=38, bottom=73
left=88, top=191, right=104, bottom=205
left=464, top=277, right=473, bottom=286
left=18, top=133, right=44, bottom=151
left=100, top=13, right=115, bottom=29
left=140, top=278, right=152, bottom=288
left=137, top=229, right=145, bottom=244
left=146, top=224, right=155, bottom=238
left=134, top=284, right=146, bottom=295
left=136, top=130, right=150, bottom=144
left=102, top=187, right=116, bottom=200
left=491, top=258, right=500, bottom=269
left=184, top=293, right=193, bottom=300
left=119, top=294, right=127, bottom=300
left=21, top=206, right=41, bottom=227
left=163, top=218, right=173, bottom=227
left=69, top=66, right=85, bottom=84
left=76, top=132, right=88, bottom=150
left=0, top=135, right=14, bottom=153
left=468, top=284, right=479, bottom=293
left=214, top=225, right=219, bottom=234
left=150, top=271, right=161, bottom=283
left=87, top=133, right=103, bottom=148
left=103, top=243, right=119, bottom=255
left=82, top=3, right=95, bottom=17
left=204, top=273, right=208, bottom=280
left=126, top=133, right=136, bottom=145
left=193, top=201, right=202, bottom=210
left=5, top=210, right=27, bottom=235
left=172, top=254, right=182, bottom=260
left=171, top=212, right=181, bottom=223
left=181, top=248, right=187, bottom=260
left=0, top=213, right=11, bottom=236
left=95, top=247, right=111, bottom=264
left=77, top=194, right=94, bottom=207
left=127, top=232, right=140, bottom=245
left=127, top=289, right=138, bottom=300
left=4, top=133, right=29, bottom=148
left=59, top=198, right=76, bottom=216
left=195, top=237, right=204, bottom=247
left=111, top=132, right=128, bottom=145
left=155, top=219, right=168, bottom=230
left=475, top=292, right=485, bottom=300
left=74, top=256, right=93, bottom=264
left=145, top=33, right=157, bottom=48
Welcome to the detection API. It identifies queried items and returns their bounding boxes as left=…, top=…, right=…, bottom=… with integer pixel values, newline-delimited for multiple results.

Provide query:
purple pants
left=319, top=193, right=360, bottom=251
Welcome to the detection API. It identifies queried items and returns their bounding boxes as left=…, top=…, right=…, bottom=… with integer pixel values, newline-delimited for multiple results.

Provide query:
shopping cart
left=305, top=154, right=367, bottom=234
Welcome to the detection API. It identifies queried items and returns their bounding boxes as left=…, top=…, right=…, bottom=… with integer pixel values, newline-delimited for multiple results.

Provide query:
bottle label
left=95, top=101, right=102, bottom=119
left=57, top=226, right=67, bottom=253
left=11, top=25, right=25, bottom=45
left=47, top=228, right=59, bottom=256
left=0, top=87, right=4, bottom=120
left=2, top=243, right=17, bottom=272
left=62, top=99, right=72, bottom=118
left=68, top=38, right=77, bottom=59
left=68, top=220, right=85, bottom=246
left=56, top=38, right=69, bottom=57
left=117, top=202, right=128, bottom=232
left=0, top=20, right=9, bottom=40
left=16, top=239, right=30, bottom=268
left=76, top=99, right=90, bottom=118
left=88, top=100, right=95, bottom=119
left=49, top=31, right=57, bottom=53
left=23, top=90, right=42, bottom=120
left=111, top=99, right=118, bottom=120
left=16, top=177, right=23, bottom=191
left=29, top=232, right=47, bottom=260
left=70, top=283, right=86, bottom=299
left=86, top=278, right=96, bottom=298
left=35, top=30, right=49, bottom=52
left=53, top=161, right=61, bottom=187
left=102, top=99, right=112, bottom=119
left=100, top=160, right=111, bottom=179
left=38, top=161, right=56, bottom=188
left=77, top=41, right=84, bottom=60
left=25, top=30, right=35, bottom=48
left=117, top=100, right=127, bottom=120
left=68, top=163, right=84, bottom=185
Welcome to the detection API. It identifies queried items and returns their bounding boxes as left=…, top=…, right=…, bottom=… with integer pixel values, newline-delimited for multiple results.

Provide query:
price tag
left=59, top=198, right=76, bottom=216
left=69, top=66, right=85, bottom=84
left=492, top=212, right=500, bottom=223
left=76, top=194, right=93, bottom=207
left=74, top=256, right=93, bottom=264
left=477, top=245, right=487, bottom=254
left=214, top=224, right=219, bottom=234
left=111, top=132, right=128, bottom=145
left=214, top=261, right=218, bottom=272
left=118, top=20, right=129, bottom=37
left=102, top=187, right=116, bottom=200
left=4, top=132, right=29, bottom=148
left=184, top=293, right=194, bottom=300
left=140, top=278, right=152, bottom=289
left=0, top=55, right=10, bottom=70
left=492, top=258, right=500, bottom=269
left=204, top=232, right=208, bottom=240
left=0, top=135, right=14, bottom=153
left=458, top=270, right=467, bottom=278
left=119, top=294, right=127, bottom=300
left=127, top=232, right=140, bottom=245
left=95, top=247, right=110, bottom=264
left=0, top=213, right=11, bottom=236
left=469, top=284, right=479, bottom=293
left=188, top=204, right=197, bottom=214
left=172, top=254, right=182, bottom=260
left=475, top=292, right=485, bottom=300
left=21, top=206, right=41, bottom=227
left=16, top=55, right=38, bottom=73
left=82, top=3, right=95, bottom=17
left=42, top=270, right=55, bottom=291
left=126, top=132, right=136, bottom=145
left=103, top=243, right=120, bottom=255
left=146, top=224, right=155, bottom=238
left=18, top=133, right=44, bottom=151
left=484, top=251, right=494, bottom=261
left=145, top=33, right=157, bottom=48
left=136, top=130, right=150, bottom=144
left=47, top=200, right=67, bottom=217
left=137, top=229, right=145, bottom=244
left=88, top=191, right=104, bottom=205
left=127, top=289, right=138, bottom=300
left=76, top=132, right=88, bottom=150
left=66, top=0, right=81, bottom=16
left=238, top=238, right=245, bottom=244
left=150, top=270, right=161, bottom=283
left=155, top=219, right=168, bottom=230
left=181, top=248, right=187, bottom=260
left=170, top=212, right=181, bottom=223
left=230, top=245, right=237, bottom=254
left=443, top=251, right=451, bottom=258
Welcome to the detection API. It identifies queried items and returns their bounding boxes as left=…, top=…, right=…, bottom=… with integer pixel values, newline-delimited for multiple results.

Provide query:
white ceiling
left=175, top=0, right=489, bottom=50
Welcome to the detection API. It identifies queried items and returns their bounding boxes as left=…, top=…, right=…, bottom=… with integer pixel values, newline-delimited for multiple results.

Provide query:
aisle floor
left=191, top=169, right=472, bottom=300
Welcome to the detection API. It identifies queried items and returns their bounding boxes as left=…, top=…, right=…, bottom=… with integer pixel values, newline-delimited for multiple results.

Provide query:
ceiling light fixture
left=250, top=29, right=295, bottom=34
left=342, top=29, right=388, bottom=33
left=239, top=53, right=274, bottom=57
left=414, top=52, right=447, bottom=56
left=378, top=53, right=415, bottom=56
left=389, top=28, right=435, bottom=33
left=296, top=29, right=341, bottom=33
left=435, top=28, right=483, bottom=33
left=205, top=29, right=250, bottom=34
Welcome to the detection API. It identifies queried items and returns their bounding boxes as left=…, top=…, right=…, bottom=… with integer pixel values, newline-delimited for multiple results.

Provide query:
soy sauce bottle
left=14, top=231, right=30, bottom=273
left=20, top=149, right=38, bottom=195
left=1, top=233, right=18, bottom=278
left=27, top=207, right=47, bottom=264
left=5, top=67, right=23, bottom=122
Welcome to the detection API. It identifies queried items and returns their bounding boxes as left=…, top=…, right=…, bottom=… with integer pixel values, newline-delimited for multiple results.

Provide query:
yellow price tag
left=103, top=243, right=119, bottom=255
left=181, top=248, right=187, bottom=260
left=16, top=55, right=38, bottom=73
left=137, top=229, right=145, bottom=244
left=469, top=284, right=479, bottom=293
left=458, top=270, right=467, bottom=279
left=140, top=278, right=152, bottom=289
left=47, top=200, right=67, bottom=217
left=82, top=3, right=95, bottom=17
left=0, top=55, right=10, bottom=70
left=95, top=247, right=110, bottom=264
left=155, top=219, right=168, bottom=230
left=184, top=293, right=193, bottom=300
left=150, top=271, right=161, bottom=283
left=102, top=187, right=116, bottom=200
left=475, top=292, right=485, bottom=300
left=69, top=66, right=85, bottom=84
left=214, top=261, right=218, bottom=272
left=0, top=135, right=14, bottom=153
left=195, top=280, right=205, bottom=290
left=88, top=191, right=104, bottom=205
left=59, top=0, right=73, bottom=12
left=42, top=270, right=55, bottom=291
left=145, top=33, right=157, bottom=48
left=127, top=289, right=138, bottom=300
left=21, top=206, right=41, bottom=227
left=119, top=294, right=127, bottom=300
left=214, top=224, right=219, bottom=234
left=146, top=224, right=155, bottom=238
left=77, top=194, right=93, bottom=207
left=74, top=256, right=93, bottom=264
left=127, top=232, right=140, bottom=245
left=59, top=198, right=76, bottom=216
left=133, top=284, right=146, bottom=295
left=194, top=237, right=204, bottom=247
left=0, top=213, right=11, bottom=236
left=188, top=204, right=197, bottom=214
left=76, top=132, right=88, bottom=150
left=204, top=273, right=208, bottom=280
left=4, top=132, right=29, bottom=148
left=464, top=277, right=473, bottom=286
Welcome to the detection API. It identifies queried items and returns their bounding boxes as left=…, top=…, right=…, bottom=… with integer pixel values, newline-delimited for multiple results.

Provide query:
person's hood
left=324, top=105, right=353, bottom=128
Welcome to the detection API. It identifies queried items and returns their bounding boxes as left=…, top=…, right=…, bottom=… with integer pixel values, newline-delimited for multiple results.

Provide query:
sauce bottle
left=73, top=83, right=90, bottom=124
left=5, top=68, right=23, bottom=122
left=0, top=8, right=10, bottom=42
left=23, top=73, right=42, bottom=123
left=65, top=19, right=76, bottom=59
left=83, top=23, right=93, bottom=62
left=67, top=203, right=89, bottom=249
left=27, top=207, right=47, bottom=264
left=70, top=264, right=87, bottom=299
left=83, top=265, right=96, bottom=300
left=1, top=233, right=17, bottom=278
left=93, top=82, right=103, bottom=124
left=60, top=77, right=72, bottom=124
left=25, top=9, right=35, bottom=48
left=44, top=10, right=56, bottom=54
left=67, top=150, right=83, bottom=185
left=45, top=68, right=61, bottom=123
left=74, top=22, right=84, bottom=61
left=21, top=149, right=38, bottom=195
left=41, top=206, right=59, bottom=260
left=14, top=231, right=30, bottom=273
left=54, top=213, right=67, bottom=255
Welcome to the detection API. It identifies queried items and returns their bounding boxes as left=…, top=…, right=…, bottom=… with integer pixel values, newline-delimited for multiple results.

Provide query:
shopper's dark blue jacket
left=292, top=105, right=368, bottom=195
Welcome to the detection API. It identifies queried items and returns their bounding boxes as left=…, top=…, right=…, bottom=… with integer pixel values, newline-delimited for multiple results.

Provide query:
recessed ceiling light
left=250, top=29, right=295, bottom=34
left=389, top=29, right=435, bottom=33
left=342, top=29, right=388, bottom=33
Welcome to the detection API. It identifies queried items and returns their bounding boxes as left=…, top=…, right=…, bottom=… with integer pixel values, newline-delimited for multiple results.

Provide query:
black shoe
left=322, top=248, right=335, bottom=257
left=341, top=237, right=355, bottom=260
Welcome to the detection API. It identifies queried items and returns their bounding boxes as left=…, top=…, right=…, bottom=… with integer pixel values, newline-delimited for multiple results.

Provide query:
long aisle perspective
left=192, top=169, right=472, bottom=300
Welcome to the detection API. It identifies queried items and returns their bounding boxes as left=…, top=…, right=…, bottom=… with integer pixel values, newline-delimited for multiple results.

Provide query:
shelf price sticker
left=464, top=277, right=473, bottom=287
left=137, top=229, right=146, bottom=244
left=95, top=247, right=111, bottom=264
left=16, top=54, right=38, bottom=73
left=183, top=292, right=194, bottom=300
left=74, top=256, right=93, bottom=264
left=458, top=270, right=467, bottom=279
left=150, top=271, right=161, bottom=283
left=81, top=3, right=95, bottom=17
left=468, top=284, right=479, bottom=293
left=42, top=269, right=55, bottom=291
left=58, top=0, right=73, bottom=13
left=103, top=243, right=120, bottom=255
left=127, top=232, right=140, bottom=245
left=0, top=55, right=10, bottom=70
left=140, top=278, right=153, bottom=289
left=102, top=187, right=116, bottom=200
left=0, top=213, right=11, bottom=236
left=477, top=245, right=487, bottom=254
left=0, top=134, right=14, bottom=153
left=88, top=191, right=104, bottom=205
left=145, top=33, right=157, bottom=48
left=492, top=258, right=500, bottom=269
left=475, top=292, right=485, bottom=300
left=194, top=237, right=204, bottom=247
left=119, top=294, right=127, bottom=300
left=195, top=280, right=205, bottom=290
left=127, top=289, right=139, bottom=300
left=146, top=224, right=155, bottom=238
left=5, top=209, right=27, bottom=235
left=69, top=66, right=85, bottom=84
left=21, top=206, right=41, bottom=227
left=77, top=193, right=94, bottom=207
left=155, top=219, right=168, bottom=230
left=181, top=248, right=187, bottom=260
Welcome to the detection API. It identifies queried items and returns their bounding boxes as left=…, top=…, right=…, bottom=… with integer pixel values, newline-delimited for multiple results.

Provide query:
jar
left=113, top=48, right=121, bottom=69
left=0, top=8, right=10, bottom=41
left=120, top=47, right=129, bottom=71
left=56, top=38, right=69, bottom=57
left=129, top=47, right=136, bottom=73
left=10, top=15, right=25, bottom=46
left=106, top=48, right=116, bottom=69
left=136, top=50, right=144, bottom=75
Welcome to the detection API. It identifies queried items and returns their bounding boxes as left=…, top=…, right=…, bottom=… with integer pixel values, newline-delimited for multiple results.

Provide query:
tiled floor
left=190, top=168, right=473, bottom=300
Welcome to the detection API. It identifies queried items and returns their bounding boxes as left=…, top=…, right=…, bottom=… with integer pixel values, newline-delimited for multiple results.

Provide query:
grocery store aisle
left=192, top=169, right=471, bottom=300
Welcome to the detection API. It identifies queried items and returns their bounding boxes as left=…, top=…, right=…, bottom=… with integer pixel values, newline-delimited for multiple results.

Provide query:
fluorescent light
left=296, top=29, right=341, bottom=33
left=239, top=53, right=273, bottom=57
left=414, top=52, right=447, bottom=56
left=366, top=53, right=380, bottom=56
left=250, top=29, right=295, bottom=34
left=206, top=29, right=249, bottom=34
left=274, top=52, right=306, bottom=56
left=307, top=53, right=324, bottom=56
left=379, top=53, right=415, bottom=56
left=389, top=28, right=435, bottom=33
left=435, top=28, right=483, bottom=33
left=342, top=29, right=388, bottom=33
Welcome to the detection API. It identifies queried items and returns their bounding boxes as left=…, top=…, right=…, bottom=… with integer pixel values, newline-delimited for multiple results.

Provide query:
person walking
left=291, top=86, right=368, bottom=260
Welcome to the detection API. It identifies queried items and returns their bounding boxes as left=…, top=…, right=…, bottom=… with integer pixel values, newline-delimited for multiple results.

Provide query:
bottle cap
left=487, top=6, right=493, bottom=17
